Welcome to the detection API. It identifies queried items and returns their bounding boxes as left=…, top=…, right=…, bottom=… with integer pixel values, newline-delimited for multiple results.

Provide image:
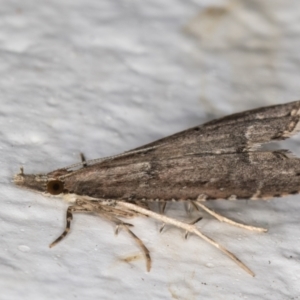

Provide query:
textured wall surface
left=1, top=0, right=300, bottom=299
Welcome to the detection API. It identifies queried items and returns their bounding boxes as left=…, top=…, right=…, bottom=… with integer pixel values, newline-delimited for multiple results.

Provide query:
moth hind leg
left=194, top=200, right=267, bottom=232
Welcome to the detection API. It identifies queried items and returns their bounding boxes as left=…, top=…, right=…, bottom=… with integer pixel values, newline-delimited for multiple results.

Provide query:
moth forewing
left=14, top=100, right=300, bottom=276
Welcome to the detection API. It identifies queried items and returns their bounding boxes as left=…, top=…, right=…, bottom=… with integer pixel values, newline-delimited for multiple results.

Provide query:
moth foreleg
left=194, top=201, right=267, bottom=232
left=49, top=205, right=89, bottom=248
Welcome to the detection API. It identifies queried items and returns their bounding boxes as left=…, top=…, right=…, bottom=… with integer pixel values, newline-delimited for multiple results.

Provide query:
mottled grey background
left=1, top=0, right=300, bottom=299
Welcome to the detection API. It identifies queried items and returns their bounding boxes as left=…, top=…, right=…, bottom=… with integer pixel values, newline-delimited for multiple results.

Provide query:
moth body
left=13, top=100, right=300, bottom=276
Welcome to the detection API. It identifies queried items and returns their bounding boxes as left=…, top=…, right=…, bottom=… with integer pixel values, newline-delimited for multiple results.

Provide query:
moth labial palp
left=14, top=100, right=300, bottom=276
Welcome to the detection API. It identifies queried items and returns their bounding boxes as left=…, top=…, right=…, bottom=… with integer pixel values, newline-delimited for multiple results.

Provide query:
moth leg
left=80, top=153, right=87, bottom=167
left=109, top=219, right=151, bottom=271
left=159, top=202, right=167, bottom=233
left=159, top=224, right=165, bottom=233
left=49, top=205, right=88, bottom=248
left=184, top=216, right=203, bottom=239
left=159, top=202, right=167, bottom=214
left=114, top=222, right=133, bottom=235
left=185, top=201, right=199, bottom=214
left=194, top=201, right=267, bottom=233
left=117, top=201, right=255, bottom=276
left=122, top=225, right=151, bottom=272
left=95, top=208, right=151, bottom=272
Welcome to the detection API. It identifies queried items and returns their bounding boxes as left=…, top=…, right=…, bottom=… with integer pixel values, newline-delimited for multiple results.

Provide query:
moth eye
left=47, top=180, right=64, bottom=195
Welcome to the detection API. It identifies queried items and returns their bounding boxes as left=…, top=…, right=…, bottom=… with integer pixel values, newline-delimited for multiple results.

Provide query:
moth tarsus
left=14, top=100, right=300, bottom=276
left=184, top=216, right=203, bottom=239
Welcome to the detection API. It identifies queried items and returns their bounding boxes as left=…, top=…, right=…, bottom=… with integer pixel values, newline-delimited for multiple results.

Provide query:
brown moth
left=14, top=100, right=300, bottom=276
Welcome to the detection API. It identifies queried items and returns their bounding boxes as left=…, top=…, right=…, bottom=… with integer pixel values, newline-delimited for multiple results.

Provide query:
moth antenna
left=194, top=201, right=268, bottom=232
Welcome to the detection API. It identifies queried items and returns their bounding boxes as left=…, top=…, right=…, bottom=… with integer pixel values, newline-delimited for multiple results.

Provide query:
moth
left=14, top=100, right=300, bottom=276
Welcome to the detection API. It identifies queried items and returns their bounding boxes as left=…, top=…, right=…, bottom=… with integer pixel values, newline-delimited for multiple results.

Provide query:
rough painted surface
left=2, top=0, right=300, bottom=299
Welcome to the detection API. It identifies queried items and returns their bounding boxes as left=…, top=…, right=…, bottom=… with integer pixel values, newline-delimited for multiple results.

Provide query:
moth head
left=14, top=167, right=65, bottom=195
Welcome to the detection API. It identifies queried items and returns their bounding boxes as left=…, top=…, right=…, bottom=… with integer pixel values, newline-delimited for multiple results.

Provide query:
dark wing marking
left=62, top=151, right=300, bottom=201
